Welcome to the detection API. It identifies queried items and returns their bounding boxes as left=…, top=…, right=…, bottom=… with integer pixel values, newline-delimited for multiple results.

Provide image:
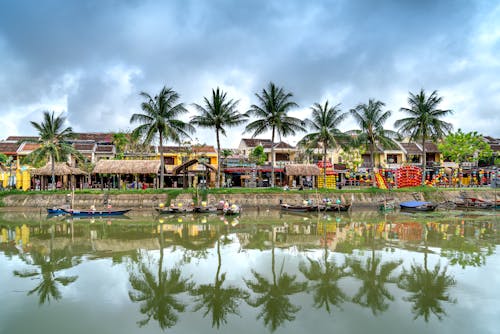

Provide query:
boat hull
left=399, top=201, right=437, bottom=212
left=63, top=209, right=131, bottom=217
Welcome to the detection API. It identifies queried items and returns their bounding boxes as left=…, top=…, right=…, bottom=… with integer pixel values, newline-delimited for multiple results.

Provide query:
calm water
left=1, top=209, right=499, bottom=334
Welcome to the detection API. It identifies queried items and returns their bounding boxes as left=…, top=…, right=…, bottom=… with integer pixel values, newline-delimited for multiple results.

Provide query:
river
left=1, top=209, right=499, bottom=334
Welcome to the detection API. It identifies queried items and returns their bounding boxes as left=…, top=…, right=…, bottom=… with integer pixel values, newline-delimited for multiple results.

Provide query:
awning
left=93, top=159, right=162, bottom=174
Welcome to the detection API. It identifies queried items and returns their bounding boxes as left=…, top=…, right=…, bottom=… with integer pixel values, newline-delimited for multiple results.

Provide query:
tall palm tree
left=29, top=111, right=77, bottom=190
left=13, top=224, right=79, bottom=305
left=130, top=86, right=195, bottom=188
left=128, top=222, right=194, bottom=329
left=346, top=223, right=402, bottom=315
left=245, top=82, right=305, bottom=187
left=349, top=99, right=397, bottom=186
left=299, top=220, right=348, bottom=314
left=191, top=88, right=248, bottom=188
left=398, top=225, right=456, bottom=321
left=299, top=101, right=348, bottom=188
left=244, top=235, right=307, bottom=332
left=191, top=227, right=249, bottom=328
left=395, top=89, right=453, bottom=184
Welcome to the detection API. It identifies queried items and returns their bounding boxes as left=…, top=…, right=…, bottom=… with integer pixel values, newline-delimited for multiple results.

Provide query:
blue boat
left=47, top=208, right=67, bottom=215
left=62, top=208, right=132, bottom=217
left=399, top=201, right=437, bottom=212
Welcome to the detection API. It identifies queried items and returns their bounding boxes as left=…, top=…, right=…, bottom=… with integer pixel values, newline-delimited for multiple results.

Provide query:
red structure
left=395, top=166, right=422, bottom=188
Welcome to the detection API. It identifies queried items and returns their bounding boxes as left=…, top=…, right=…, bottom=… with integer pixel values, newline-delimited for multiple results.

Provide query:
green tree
left=438, top=129, right=492, bottom=164
left=191, top=88, right=248, bottom=188
left=395, top=89, right=453, bottom=184
left=245, top=82, right=305, bottom=187
left=0, top=153, right=8, bottom=164
left=398, top=225, right=456, bottom=321
left=128, top=222, right=194, bottom=329
left=249, top=145, right=267, bottom=166
left=349, top=99, right=397, bottom=186
left=244, top=237, right=307, bottom=332
left=191, top=227, right=248, bottom=328
left=299, top=101, right=348, bottom=188
left=299, top=221, right=348, bottom=314
left=29, top=111, right=79, bottom=190
left=130, top=86, right=195, bottom=188
left=13, top=224, right=79, bottom=305
left=346, top=223, right=402, bottom=315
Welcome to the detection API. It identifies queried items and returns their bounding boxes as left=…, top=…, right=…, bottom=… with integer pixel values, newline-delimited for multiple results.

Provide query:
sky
left=0, top=0, right=499, bottom=148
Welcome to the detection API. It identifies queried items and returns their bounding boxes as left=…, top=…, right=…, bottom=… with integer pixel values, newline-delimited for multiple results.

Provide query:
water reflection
left=0, top=210, right=498, bottom=333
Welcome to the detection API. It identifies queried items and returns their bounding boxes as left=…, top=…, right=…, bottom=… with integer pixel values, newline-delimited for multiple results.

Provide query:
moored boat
left=399, top=201, right=437, bottom=212
left=280, top=203, right=315, bottom=212
left=62, top=208, right=132, bottom=217
left=223, top=204, right=241, bottom=215
left=47, top=208, right=67, bottom=215
left=324, top=203, right=351, bottom=212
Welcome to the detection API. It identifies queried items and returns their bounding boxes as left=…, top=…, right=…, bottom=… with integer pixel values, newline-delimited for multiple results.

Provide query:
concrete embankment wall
left=1, top=189, right=498, bottom=210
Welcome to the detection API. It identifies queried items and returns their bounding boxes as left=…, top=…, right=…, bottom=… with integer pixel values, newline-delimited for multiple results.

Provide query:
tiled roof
left=74, top=132, right=113, bottom=143
left=241, top=138, right=294, bottom=149
left=422, top=142, right=440, bottom=153
left=5, top=136, right=39, bottom=142
left=399, top=142, right=422, bottom=154
left=74, top=143, right=95, bottom=151
left=159, top=146, right=216, bottom=153
left=96, top=145, right=114, bottom=153
left=0, top=142, right=21, bottom=154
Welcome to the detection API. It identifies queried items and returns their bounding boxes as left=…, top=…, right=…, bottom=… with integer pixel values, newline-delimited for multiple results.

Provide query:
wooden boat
left=223, top=205, right=241, bottom=215
left=324, top=203, right=351, bottom=212
left=47, top=208, right=67, bottom=215
left=280, top=204, right=315, bottom=212
left=193, top=206, right=218, bottom=213
left=399, top=201, right=437, bottom=212
left=454, top=197, right=498, bottom=210
left=155, top=207, right=194, bottom=214
left=62, top=208, right=132, bottom=217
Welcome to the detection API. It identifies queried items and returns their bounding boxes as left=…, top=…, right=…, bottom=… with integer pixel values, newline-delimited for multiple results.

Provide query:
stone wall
left=1, top=189, right=498, bottom=209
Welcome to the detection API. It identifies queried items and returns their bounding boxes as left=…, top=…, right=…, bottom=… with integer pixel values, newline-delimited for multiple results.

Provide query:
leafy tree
left=130, top=86, right=195, bottom=188
left=244, top=238, right=307, bottom=332
left=0, top=153, right=8, bottom=164
left=13, top=224, right=79, bottom=305
left=438, top=129, right=492, bottom=164
left=191, top=227, right=248, bottom=328
left=249, top=145, right=267, bottom=166
left=395, top=89, right=453, bottom=184
left=191, top=88, right=248, bottom=188
left=128, top=222, right=194, bottom=329
left=29, top=111, right=80, bottom=190
left=245, top=82, right=305, bottom=187
left=299, top=101, right=348, bottom=188
left=339, top=146, right=365, bottom=172
left=349, top=99, right=397, bottom=186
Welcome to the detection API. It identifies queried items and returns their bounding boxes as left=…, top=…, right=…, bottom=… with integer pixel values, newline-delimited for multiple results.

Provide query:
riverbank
left=0, top=187, right=498, bottom=210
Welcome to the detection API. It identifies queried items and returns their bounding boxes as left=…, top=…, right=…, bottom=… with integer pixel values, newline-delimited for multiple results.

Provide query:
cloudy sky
left=0, top=0, right=498, bottom=148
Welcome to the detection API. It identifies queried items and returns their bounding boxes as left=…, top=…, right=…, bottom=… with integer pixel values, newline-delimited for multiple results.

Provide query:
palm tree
left=398, top=225, right=456, bottom=321
left=244, top=235, right=307, bottom=332
left=349, top=99, right=397, bottom=186
left=128, top=221, right=194, bottom=329
left=395, top=89, right=453, bottom=184
left=130, top=86, right=195, bottom=188
left=191, top=227, right=248, bottom=328
left=299, top=221, right=348, bottom=314
left=346, top=223, right=402, bottom=315
left=299, top=101, right=348, bottom=188
left=13, top=224, right=79, bottom=305
left=245, top=82, right=305, bottom=187
left=29, top=111, right=77, bottom=190
left=191, top=88, right=248, bottom=188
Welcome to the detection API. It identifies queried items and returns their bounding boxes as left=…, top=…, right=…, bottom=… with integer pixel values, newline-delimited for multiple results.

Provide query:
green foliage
left=249, top=145, right=267, bottom=165
left=438, top=129, right=493, bottom=163
left=0, top=153, right=8, bottom=164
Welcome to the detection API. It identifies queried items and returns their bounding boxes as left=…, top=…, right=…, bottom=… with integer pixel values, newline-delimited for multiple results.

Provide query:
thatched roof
left=285, top=164, right=320, bottom=176
left=32, top=162, right=86, bottom=176
left=93, top=159, right=162, bottom=174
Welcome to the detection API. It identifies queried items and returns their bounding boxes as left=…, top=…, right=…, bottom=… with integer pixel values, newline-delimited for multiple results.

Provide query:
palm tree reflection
left=128, top=222, right=194, bottom=330
left=347, top=223, right=402, bottom=315
left=244, top=230, right=307, bottom=332
left=14, top=223, right=79, bottom=305
left=191, top=227, right=248, bottom=328
left=398, top=224, right=456, bottom=322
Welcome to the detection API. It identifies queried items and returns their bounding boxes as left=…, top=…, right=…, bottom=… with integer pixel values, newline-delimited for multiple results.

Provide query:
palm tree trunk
left=216, top=130, right=221, bottom=188
left=271, top=128, right=275, bottom=187
left=159, top=132, right=164, bottom=189
left=323, top=144, right=327, bottom=189
left=421, top=137, right=427, bottom=185
left=371, top=142, right=376, bottom=187
left=51, top=154, right=55, bottom=191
